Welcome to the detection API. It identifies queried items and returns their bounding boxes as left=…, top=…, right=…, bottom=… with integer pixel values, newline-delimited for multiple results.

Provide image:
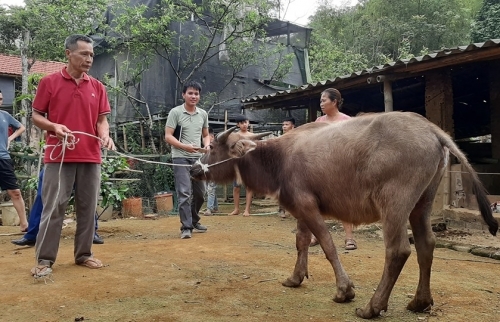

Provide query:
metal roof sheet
left=242, top=39, right=500, bottom=104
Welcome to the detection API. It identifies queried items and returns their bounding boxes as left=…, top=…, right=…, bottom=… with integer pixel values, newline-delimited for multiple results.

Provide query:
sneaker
left=181, top=229, right=192, bottom=239
left=278, top=210, right=286, bottom=218
left=193, top=223, right=207, bottom=232
left=204, top=209, right=213, bottom=216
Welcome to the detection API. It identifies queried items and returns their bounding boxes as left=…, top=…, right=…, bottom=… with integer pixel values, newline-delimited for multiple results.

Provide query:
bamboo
left=223, top=109, right=228, bottom=202
left=122, top=125, right=128, bottom=152
left=140, top=122, right=145, bottom=149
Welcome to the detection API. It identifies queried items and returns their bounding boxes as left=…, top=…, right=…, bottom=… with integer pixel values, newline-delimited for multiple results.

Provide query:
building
left=0, top=54, right=65, bottom=112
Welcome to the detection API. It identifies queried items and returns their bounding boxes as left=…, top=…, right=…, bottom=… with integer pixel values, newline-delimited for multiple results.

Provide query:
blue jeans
left=206, top=181, right=218, bottom=211
left=23, top=168, right=100, bottom=242
left=172, top=158, right=206, bottom=231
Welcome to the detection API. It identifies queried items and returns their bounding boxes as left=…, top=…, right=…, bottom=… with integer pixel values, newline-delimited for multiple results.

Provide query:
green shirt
left=165, top=104, right=208, bottom=158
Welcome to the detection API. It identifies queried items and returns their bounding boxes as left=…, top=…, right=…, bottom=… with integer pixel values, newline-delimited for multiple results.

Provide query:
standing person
left=0, top=90, right=28, bottom=232
left=309, top=88, right=357, bottom=250
left=204, top=127, right=218, bottom=216
left=165, top=80, right=210, bottom=239
left=11, top=168, right=104, bottom=247
left=229, top=115, right=254, bottom=217
left=31, top=34, right=115, bottom=277
left=277, top=117, right=295, bottom=218
left=282, top=117, right=295, bottom=134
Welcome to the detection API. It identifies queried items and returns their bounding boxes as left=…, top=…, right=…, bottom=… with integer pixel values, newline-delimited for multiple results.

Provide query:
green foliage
left=309, top=34, right=368, bottom=81
left=104, top=0, right=290, bottom=116
left=128, top=160, right=175, bottom=199
left=471, top=0, right=500, bottom=42
left=100, top=157, right=130, bottom=209
left=0, top=0, right=110, bottom=62
left=308, top=0, right=481, bottom=79
left=12, top=73, right=44, bottom=115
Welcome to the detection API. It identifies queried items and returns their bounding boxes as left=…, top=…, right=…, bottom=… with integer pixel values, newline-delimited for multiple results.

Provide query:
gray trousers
left=172, top=158, right=206, bottom=231
left=35, top=163, right=100, bottom=266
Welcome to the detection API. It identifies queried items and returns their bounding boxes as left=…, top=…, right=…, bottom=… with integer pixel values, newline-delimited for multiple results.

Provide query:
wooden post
left=377, top=75, right=393, bottom=112
left=425, top=70, right=454, bottom=214
left=489, top=61, right=500, bottom=160
left=308, top=100, right=318, bottom=122
left=223, top=109, right=228, bottom=202
left=159, top=119, right=164, bottom=154
left=425, top=70, right=454, bottom=136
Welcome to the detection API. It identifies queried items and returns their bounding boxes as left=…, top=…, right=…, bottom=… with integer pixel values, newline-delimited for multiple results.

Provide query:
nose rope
left=195, top=155, right=240, bottom=173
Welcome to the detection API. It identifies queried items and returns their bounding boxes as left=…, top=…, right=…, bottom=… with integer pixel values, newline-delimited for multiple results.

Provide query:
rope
left=35, top=133, right=70, bottom=267
left=52, top=131, right=238, bottom=171
left=34, top=129, right=236, bottom=269
left=448, top=171, right=500, bottom=176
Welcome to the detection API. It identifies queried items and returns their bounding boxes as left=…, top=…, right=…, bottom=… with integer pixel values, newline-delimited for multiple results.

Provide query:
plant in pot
left=98, top=157, right=130, bottom=219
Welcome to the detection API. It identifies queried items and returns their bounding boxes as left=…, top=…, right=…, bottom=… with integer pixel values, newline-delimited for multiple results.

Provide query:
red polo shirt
left=33, top=67, right=111, bottom=163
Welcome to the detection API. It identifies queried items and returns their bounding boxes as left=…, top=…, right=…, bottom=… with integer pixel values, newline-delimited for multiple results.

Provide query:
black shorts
left=0, top=159, right=19, bottom=190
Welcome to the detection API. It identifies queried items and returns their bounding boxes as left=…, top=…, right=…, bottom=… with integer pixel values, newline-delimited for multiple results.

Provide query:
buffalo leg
left=407, top=188, right=437, bottom=312
left=356, top=215, right=411, bottom=318
left=282, top=218, right=312, bottom=287
left=309, top=215, right=355, bottom=303
left=283, top=214, right=355, bottom=304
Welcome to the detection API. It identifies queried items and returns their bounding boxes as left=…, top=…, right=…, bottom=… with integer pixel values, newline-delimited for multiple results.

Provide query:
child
left=229, top=115, right=253, bottom=217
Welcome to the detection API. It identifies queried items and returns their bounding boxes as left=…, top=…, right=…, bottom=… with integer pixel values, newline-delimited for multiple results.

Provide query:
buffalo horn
left=247, top=131, right=273, bottom=140
left=216, top=126, right=237, bottom=144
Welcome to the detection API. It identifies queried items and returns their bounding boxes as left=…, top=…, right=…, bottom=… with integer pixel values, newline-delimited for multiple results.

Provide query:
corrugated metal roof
left=0, top=54, right=65, bottom=77
left=242, top=39, right=500, bottom=104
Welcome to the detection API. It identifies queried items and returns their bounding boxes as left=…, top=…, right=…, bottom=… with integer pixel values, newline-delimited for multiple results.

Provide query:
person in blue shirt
left=0, top=90, right=28, bottom=232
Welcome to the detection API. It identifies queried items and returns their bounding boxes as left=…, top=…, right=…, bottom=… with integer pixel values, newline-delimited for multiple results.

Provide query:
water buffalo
left=190, top=111, right=498, bottom=319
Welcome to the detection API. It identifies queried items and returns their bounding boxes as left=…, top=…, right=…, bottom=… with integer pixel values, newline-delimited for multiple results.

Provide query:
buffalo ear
left=229, top=139, right=257, bottom=158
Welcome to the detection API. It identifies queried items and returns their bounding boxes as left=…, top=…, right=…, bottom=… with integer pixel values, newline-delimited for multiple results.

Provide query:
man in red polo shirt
left=31, top=34, right=115, bottom=278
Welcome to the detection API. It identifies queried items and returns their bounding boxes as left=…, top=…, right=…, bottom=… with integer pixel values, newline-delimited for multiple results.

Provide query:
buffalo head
left=190, top=127, right=272, bottom=181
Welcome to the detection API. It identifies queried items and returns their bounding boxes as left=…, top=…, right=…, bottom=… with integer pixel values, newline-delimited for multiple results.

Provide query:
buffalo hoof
left=282, top=277, right=303, bottom=288
left=333, top=281, right=355, bottom=303
left=406, top=297, right=434, bottom=312
left=355, top=304, right=387, bottom=319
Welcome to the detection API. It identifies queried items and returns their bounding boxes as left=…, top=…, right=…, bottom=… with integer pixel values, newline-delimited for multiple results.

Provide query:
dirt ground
left=1, top=202, right=499, bottom=322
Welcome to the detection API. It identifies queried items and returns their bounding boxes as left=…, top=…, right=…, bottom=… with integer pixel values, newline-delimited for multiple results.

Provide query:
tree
left=101, top=0, right=295, bottom=152
left=0, top=0, right=109, bottom=143
left=307, top=0, right=481, bottom=80
left=471, top=0, right=500, bottom=42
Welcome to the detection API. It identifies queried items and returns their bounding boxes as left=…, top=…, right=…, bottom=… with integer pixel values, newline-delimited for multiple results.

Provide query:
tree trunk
left=20, top=29, right=30, bottom=144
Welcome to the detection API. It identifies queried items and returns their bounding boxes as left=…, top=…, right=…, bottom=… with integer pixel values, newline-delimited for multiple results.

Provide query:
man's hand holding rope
left=53, top=124, right=74, bottom=141
left=99, top=135, right=116, bottom=151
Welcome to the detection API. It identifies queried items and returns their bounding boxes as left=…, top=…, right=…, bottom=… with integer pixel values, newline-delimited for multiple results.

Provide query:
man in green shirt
left=165, top=81, right=210, bottom=239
